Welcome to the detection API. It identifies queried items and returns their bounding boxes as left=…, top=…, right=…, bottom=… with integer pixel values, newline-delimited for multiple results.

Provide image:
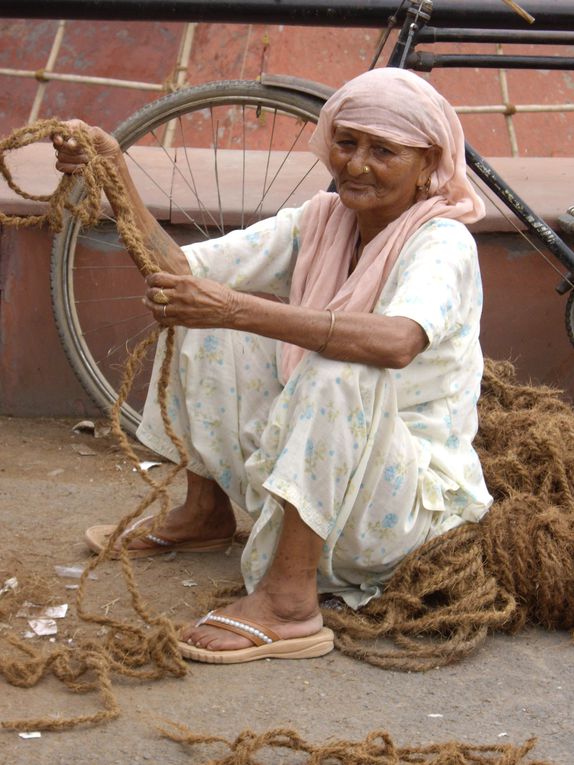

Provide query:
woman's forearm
left=230, top=291, right=427, bottom=369
left=107, top=151, right=191, bottom=276
left=143, top=272, right=427, bottom=369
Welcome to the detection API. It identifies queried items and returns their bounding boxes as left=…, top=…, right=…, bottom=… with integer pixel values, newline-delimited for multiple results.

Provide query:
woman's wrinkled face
left=329, top=125, right=436, bottom=224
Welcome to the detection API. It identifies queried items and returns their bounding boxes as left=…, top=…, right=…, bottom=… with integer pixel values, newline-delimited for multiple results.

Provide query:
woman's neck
left=356, top=213, right=389, bottom=247
left=348, top=236, right=362, bottom=275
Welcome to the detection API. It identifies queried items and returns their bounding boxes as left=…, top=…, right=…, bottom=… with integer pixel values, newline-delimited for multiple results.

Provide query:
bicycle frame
left=263, top=1, right=574, bottom=291
left=387, top=1, right=574, bottom=292
left=4, top=0, right=574, bottom=30
left=5, top=0, right=574, bottom=287
left=3, top=0, right=574, bottom=291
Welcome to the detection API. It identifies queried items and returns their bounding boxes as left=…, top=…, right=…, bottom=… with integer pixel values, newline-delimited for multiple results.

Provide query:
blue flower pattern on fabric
left=137, top=210, right=492, bottom=611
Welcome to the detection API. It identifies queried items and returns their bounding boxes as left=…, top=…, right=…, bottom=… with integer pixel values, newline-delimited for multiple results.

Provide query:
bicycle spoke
left=241, top=105, right=246, bottom=230
left=75, top=294, right=144, bottom=304
left=80, top=310, right=152, bottom=336
left=177, top=115, right=214, bottom=236
left=147, top=125, right=221, bottom=236
left=124, top=144, right=214, bottom=239
left=258, top=106, right=278, bottom=222
left=247, top=117, right=315, bottom=227
left=210, top=108, right=225, bottom=235
left=72, top=264, right=140, bottom=270
left=469, top=172, right=574, bottom=290
left=76, top=232, right=126, bottom=251
left=92, top=320, right=158, bottom=364
left=52, top=82, right=323, bottom=434
left=274, top=159, right=322, bottom=212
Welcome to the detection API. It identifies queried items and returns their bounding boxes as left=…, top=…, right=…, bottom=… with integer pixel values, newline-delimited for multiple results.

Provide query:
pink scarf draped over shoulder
left=280, top=68, right=485, bottom=380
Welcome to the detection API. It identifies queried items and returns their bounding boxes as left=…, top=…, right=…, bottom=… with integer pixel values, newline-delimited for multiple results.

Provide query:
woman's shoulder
left=415, top=216, right=473, bottom=239
left=404, top=216, right=477, bottom=257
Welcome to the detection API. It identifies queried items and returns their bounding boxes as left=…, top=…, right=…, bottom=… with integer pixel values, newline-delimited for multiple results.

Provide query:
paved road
left=1, top=416, right=572, bottom=764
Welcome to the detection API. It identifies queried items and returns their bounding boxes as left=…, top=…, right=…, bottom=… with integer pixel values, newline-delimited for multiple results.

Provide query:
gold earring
left=417, top=177, right=431, bottom=197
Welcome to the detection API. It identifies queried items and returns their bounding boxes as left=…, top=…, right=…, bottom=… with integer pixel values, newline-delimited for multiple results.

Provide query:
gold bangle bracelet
left=316, top=309, right=336, bottom=354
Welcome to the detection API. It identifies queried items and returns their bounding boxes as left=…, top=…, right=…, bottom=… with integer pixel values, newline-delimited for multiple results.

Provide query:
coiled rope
left=0, top=119, right=191, bottom=730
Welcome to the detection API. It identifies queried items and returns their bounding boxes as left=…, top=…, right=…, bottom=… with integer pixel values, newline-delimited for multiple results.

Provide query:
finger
left=57, top=140, right=83, bottom=157
left=56, top=148, right=89, bottom=163
left=143, top=297, right=175, bottom=325
left=55, top=160, right=86, bottom=176
left=146, top=285, right=174, bottom=306
left=143, top=295, right=173, bottom=313
left=146, top=271, right=180, bottom=289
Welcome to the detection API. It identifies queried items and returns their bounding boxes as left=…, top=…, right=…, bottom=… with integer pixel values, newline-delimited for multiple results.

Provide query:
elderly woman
left=53, top=68, right=492, bottom=664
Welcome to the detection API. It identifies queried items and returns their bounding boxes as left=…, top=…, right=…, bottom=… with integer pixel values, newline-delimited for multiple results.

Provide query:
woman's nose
left=346, top=150, right=369, bottom=177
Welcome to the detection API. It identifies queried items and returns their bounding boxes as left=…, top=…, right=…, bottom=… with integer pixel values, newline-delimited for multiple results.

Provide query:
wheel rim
left=52, top=84, right=325, bottom=434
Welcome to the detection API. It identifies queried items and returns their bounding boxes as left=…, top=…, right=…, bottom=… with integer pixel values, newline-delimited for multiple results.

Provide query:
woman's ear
left=415, top=146, right=442, bottom=199
left=421, top=145, right=442, bottom=181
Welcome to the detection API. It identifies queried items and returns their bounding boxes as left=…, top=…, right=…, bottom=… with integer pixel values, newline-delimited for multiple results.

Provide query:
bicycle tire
left=50, top=80, right=325, bottom=435
left=566, top=288, right=574, bottom=349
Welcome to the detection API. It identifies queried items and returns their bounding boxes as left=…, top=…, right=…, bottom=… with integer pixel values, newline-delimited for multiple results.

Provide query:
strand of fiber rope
left=0, top=118, right=192, bottom=730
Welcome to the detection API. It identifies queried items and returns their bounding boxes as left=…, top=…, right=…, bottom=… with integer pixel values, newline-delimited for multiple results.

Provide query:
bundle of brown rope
left=155, top=723, right=552, bottom=764
left=0, top=121, right=572, bottom=760
left=319, top=359, right=574, bottom=670
left=0, top=119, right=191, bottom=730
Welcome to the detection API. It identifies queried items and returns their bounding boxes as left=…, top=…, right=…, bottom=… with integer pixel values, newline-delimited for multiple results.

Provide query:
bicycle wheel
left=566, top=288, right=574, bottom=349
left=51, top=80, right=326, bottom=435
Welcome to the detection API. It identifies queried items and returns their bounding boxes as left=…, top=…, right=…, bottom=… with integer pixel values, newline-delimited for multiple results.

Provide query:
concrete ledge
left=1, top=144, right=573, bottom=416
left=2, top=142, right=574, bottom=232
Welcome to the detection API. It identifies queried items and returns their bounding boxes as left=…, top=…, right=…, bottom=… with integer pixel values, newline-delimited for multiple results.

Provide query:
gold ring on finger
left=162, top=304, right=168, bottom=319
left=153, top=287, right=169, bottom=305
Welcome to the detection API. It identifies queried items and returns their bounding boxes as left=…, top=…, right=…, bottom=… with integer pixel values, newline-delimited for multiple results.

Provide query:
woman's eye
left=373, top=145, right=392, bottom=156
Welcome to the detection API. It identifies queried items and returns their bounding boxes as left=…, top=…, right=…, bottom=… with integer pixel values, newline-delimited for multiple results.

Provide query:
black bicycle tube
left=465, top=143, right=574, bottom=275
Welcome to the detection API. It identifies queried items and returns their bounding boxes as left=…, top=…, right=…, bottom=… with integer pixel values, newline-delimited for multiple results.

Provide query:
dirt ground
left=1, top=415, right=573, bottom=764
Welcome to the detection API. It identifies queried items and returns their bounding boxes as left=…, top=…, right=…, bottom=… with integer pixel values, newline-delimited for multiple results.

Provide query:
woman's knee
left=289, top=354, right=393, bottom=405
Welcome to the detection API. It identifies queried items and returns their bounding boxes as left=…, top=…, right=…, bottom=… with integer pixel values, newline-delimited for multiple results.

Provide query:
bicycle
left=49, top=0, right=574, bottom=435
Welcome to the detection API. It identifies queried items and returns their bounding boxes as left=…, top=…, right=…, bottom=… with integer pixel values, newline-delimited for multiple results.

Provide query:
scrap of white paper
left=72, top=419, right=95, bottom=433
left=17, top=603, right=68, bottom=619
left=19, top=732, right=42, bottom=739
left=54, top=564, right=97, bottom=580
left=28, top=618, right=58, bottom=636
left=135, top=460, right=162, bottom=472
left=44, top=604, right=68, bottom=619
left=0, top=577, right=18, bottom=596
left=71, top=419, right=111, bottom=438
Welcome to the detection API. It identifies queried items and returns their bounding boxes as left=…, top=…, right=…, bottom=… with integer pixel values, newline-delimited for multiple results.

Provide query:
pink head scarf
left=280, top=67, right=485, bottom=379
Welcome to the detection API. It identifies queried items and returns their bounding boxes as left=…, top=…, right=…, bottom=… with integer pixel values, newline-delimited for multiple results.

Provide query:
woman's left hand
left=143, top=271, right=238, bottom=329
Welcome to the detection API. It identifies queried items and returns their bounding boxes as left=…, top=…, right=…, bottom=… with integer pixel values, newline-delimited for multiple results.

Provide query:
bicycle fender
left=260, top=73, right=333, bottom=105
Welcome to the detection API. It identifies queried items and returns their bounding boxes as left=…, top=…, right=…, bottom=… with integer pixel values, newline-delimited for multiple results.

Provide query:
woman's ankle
left=254, top=581, right=320, bottom=620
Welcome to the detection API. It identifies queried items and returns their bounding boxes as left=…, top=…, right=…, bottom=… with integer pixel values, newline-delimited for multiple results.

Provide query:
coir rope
left=0, top=118, right=192, bottom=730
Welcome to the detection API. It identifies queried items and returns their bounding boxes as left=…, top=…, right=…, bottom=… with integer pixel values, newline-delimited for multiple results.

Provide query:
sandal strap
left=197, top=610, right=280, bottom=646
left=144, top=533, right=172, bottom=547
left=123, top=516, right=175, bottom=547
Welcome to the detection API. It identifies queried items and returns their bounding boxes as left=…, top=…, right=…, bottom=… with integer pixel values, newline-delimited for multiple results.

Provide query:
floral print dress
left=137, top=204, right=492, bottom=608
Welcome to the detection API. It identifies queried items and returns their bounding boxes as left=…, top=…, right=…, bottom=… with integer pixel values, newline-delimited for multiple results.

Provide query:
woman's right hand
left=52, top=119, right=121, bottom=175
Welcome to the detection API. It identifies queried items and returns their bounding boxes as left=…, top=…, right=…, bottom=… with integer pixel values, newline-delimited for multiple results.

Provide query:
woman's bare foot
left=180, top=588, right=323, bottom=651
left=118, top=473, right=236, bottom=551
